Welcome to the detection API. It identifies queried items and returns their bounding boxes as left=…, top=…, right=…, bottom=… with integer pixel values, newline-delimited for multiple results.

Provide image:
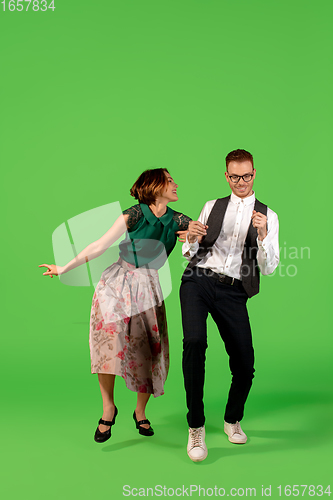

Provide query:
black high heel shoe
left=94, top=406, right=118, bottom=443
left=133, top=410, right=154, bottom=436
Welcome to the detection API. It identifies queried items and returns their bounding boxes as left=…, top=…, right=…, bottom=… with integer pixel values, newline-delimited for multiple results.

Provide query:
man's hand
left=176, top=221, right=208, bottom=244
left=251, top=210, right=267, bottom=241
left=187, top=220, right=208, bottom=243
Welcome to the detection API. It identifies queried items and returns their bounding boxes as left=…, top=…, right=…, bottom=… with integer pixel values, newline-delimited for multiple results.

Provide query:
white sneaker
left=187, top=426, right=208, bottom=462
left=224, top=421, right=247, bottom=444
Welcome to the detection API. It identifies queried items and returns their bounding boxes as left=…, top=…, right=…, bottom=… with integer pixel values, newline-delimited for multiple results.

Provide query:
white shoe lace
left=230, top=422, right=242, bottom=436
left=189, top=427, right=203, bottom=448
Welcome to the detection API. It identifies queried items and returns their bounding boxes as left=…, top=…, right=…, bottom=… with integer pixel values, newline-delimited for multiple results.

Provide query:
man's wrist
left=258, top=231, right=267, bottom=241
left=187, top=234, right=198, bottom=244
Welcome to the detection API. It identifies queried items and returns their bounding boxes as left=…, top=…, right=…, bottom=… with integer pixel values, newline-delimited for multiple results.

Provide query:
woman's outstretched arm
left=39, top=214, right=129, bottom=277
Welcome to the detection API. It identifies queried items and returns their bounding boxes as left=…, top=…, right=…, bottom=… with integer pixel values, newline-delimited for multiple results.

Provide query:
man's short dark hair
left=225, top=149, right=254, bottom=170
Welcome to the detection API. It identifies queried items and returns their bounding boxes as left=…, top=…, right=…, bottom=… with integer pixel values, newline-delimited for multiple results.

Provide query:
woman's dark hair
left=130, top=168, right=169, bottom=205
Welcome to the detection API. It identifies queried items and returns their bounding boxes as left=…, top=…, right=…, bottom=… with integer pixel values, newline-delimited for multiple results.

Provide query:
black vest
left=186, top=195, right=268, bottom=298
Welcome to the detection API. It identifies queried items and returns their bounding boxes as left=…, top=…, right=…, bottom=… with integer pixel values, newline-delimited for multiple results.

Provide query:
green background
left=1, top=0, right=332, bottom=498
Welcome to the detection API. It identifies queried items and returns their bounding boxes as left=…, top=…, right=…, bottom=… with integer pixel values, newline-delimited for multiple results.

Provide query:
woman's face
left=160, top=173, right=178, bottom=202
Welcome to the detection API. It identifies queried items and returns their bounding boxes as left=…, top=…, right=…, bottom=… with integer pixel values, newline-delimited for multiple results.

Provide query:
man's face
left=225, top=160, right=256, bottom=199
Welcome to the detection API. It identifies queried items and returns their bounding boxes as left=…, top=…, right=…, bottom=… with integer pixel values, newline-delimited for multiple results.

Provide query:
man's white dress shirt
left=182, top=192, right=279, bottom=280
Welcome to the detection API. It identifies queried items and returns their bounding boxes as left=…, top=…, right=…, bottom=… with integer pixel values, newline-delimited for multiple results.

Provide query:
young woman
left=39, top=168, right=192, bottom=442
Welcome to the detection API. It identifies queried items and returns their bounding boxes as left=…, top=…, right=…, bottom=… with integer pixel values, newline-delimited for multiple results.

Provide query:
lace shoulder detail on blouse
left=122, top=204, right=143, bottom=230
left=172, top=212, right=192, bottom=231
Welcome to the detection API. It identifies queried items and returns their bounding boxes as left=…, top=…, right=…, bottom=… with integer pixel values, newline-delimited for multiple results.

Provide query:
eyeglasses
left=227, top=173, right=254, bottom=183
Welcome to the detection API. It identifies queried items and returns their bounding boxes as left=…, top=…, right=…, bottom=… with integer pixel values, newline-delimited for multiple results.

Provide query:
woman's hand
left=176, top=230, right=188, bottom=243
left=39, top=264, right=64, bottom=278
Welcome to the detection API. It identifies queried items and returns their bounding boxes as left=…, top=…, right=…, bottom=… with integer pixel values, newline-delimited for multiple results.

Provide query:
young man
left=180, top=149, right=279, bottom=462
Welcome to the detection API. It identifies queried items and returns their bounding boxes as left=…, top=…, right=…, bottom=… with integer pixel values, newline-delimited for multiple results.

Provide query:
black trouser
left=180, top=266, right=255, bottom=428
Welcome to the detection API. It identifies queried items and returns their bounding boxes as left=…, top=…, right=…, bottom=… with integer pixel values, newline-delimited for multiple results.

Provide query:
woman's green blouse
left=119, top=203, right=192, bottom=269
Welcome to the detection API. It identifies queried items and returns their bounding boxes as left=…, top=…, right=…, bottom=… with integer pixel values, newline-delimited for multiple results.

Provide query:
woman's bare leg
left=135, top=393, right=151, bottom=429
left=97, top=374, right=116, bottom=432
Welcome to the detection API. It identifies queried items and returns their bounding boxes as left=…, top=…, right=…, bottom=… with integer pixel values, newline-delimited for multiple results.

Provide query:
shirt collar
left=230, top=191, right=255, bottom=206
left=140, top=203, right=174, bottom=226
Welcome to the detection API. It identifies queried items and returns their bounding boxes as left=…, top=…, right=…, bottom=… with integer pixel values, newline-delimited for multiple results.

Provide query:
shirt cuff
left=257, top=233, right=271, bottom=258
left=182, top=233, right=199, bottom=257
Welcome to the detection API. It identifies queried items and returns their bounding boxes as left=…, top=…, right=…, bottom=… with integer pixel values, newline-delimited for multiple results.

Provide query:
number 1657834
left=1, top=0, right=55, bottom=11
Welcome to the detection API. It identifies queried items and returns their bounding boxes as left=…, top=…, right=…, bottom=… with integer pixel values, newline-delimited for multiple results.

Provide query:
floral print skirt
left=89, top=258, right=169, bottom=397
